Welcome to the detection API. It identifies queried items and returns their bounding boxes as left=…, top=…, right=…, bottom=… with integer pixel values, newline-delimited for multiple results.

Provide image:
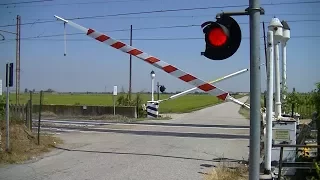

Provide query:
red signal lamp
left=207, top=26, right=229, bottom=47
left=201, top=16, right=242, bottom=60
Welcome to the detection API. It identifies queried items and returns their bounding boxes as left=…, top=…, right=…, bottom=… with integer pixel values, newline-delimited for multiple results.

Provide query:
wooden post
left=37, top=91, right=43, bottom=145
left=291, top=88, right=296, bottom=117
left=29, top=91, right=33, bottom=131
left=25, top=101, right=29, bottom=127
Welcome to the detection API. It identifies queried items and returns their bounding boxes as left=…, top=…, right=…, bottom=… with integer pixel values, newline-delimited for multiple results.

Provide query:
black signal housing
left=201, top=16, right=242, bottom=60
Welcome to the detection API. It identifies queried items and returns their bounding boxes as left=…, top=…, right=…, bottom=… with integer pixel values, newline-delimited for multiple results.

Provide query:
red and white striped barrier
left=54, top=15, right=238, bottom=102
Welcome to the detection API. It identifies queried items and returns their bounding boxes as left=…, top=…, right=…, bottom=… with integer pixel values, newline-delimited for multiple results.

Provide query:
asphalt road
left=0, top=96, right=250, bottom=180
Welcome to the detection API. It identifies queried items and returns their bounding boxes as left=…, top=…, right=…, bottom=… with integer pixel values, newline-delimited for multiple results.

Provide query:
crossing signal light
left=201, top=16, right=242, bottom=60
left=6, top=63, right=14, bottom=87
left=159, top=85, right=166, bottom=93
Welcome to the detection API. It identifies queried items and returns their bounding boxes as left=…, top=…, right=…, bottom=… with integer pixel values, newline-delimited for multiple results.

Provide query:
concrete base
left=259, top=174, right=273, bottom=180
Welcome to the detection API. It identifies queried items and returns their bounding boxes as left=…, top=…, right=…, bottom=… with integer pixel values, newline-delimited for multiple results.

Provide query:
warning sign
left=274, top=130, right=290, bottom=141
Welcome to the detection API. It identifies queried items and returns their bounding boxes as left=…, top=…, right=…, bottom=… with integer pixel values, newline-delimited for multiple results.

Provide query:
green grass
left=238, top=96, right=265, bottom=120
left=239, top=97, right=250, bottom=119
left=159, top=94, right=222, bottom=113
left=9, top=93, right=244, bottom=114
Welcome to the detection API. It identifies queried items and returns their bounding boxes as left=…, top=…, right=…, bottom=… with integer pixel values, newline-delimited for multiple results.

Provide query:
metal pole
left=37, top=90, right=43, bottom=145
left=249, top=0, right=261, bottom=178
left=29, top=91, right=33, bottom=131
left=151, top=77, right=154, bottom=101
left=16, top=15, right=21, bottom=105
left=274, top=42, right=282, bottom=118
left=264, top=30, right=274, bottom=174
left=113, top=95, right=115, bottom=115
left=281, top=42, right=287, bottom=102
left=291, top=88, right=295, bottom=117
left=278, top=147, right=284, bottom=179
left=263, top=22, right=268, bottom=75
left=64, top=22, right=67, bottom=56
left=157, top=82, right=160, bottom=100
left=5, top=63, right=10, bottom=151
left=129, top=25, right=132, bottom=100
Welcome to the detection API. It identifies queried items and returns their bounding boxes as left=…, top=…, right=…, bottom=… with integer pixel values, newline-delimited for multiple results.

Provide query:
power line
left=0, top=29, right=16, bottom=35
left=20, top=12, right=320, bottom=21
left=1, top=0, right=150, bottom=7
left=3, top=0, right=320, bottom=8
left=1, top=0, right=319, bottom=27
left=0, top=20, right=54, bottom=27
left=0, top=0, right=53, bottom=6
left=59, top=1, right=320, bottom=21
left=2, top=35, right=320, bottom=42
left=8, top=19, right=320, bottom=40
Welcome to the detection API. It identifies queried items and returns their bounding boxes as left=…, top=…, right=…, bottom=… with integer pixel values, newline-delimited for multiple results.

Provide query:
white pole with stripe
left=146, top=101, right=159, bottom=118
left=54, top=15, right=241, bottom=104
left=158, top=68, right=249, bottom=102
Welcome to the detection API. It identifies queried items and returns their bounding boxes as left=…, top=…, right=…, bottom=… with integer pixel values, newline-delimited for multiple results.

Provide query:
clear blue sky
left=0, top=0, right=319, bottom=93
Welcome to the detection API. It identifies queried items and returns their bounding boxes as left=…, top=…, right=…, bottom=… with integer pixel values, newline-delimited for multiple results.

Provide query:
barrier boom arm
left=160, top=68, right=249, bottom=102
left=54, top=15, right=234, bottom=102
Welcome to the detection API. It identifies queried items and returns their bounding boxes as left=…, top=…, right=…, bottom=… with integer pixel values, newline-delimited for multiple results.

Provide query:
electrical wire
left=0, top=29, right=16, bottom=35
left=6, top=19, right=319, bottom=40
left=0, top=0, right=53, bottom=6
left=20, top=12, right=320, bottom=21
left=3, top=0, right=320, bottom=8
left=1, top=0, right=319, bottom=27
left=2, top=0, right=150, bottom=7
left=2, top=35, right=320, bottom=43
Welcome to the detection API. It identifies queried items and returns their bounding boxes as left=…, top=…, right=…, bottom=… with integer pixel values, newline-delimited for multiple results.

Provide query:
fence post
left=291, top=88, right=296, bottom=117
left=278, top=147, right=284, bottom=179
left=37, top=90, right=43, bottom=145
left=136, top=97, right=139, bottom=119
left=29, top=91, right=33, bottom=131
left=25, top=102, right=28, bottom=127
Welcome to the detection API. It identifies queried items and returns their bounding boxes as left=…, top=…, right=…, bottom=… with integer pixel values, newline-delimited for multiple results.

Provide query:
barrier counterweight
left=147, top=101, right=159, bottom=118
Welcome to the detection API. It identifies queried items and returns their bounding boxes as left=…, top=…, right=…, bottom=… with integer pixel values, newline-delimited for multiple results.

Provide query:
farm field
left=8, top=93, right=245, bottom=114
left=239, top=93, right=316, bottom=119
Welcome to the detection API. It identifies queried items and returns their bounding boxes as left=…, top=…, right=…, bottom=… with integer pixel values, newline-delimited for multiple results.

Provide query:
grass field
left=238, top=94, right=316, bottom=119
left=8, top=93, right=245, bottom=114
left=238, top=97, right=250, bottom=119
left=238, top=96, right=264, bottom=120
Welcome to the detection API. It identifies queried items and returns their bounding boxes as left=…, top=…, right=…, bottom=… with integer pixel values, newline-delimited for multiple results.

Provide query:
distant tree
left=32, top=89, right=35, bottom=93
left=24, top=88, right=28, bottom=93
left=45, top=88, right=55, bottom=93
left=121, top=86, right=126, bottom=94
left=312, top=82, right=320, bottom=161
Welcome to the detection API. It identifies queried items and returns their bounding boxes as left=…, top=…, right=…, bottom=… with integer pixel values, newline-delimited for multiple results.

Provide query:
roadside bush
left=0, top=95, right=5, bottom=118
left=116, top=92, right=146, bottom=118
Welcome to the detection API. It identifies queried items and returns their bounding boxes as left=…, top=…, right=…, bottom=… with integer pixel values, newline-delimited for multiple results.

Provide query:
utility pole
left=157, top=82, right=160, bottom=100
left=16, top=15, right=21, bottom=105
left=274, top=34, right=282, bottom=118
left=263, top=22, right=268, bottom=74
left=265, top=30, right=274, bottom=174
left=6, top=63, right=14, bottom=151
left=128, top=25, right=133, bottom=100
left=248, top=0, right=262, bottom=179
left=280, top=20, right=290, bottom=105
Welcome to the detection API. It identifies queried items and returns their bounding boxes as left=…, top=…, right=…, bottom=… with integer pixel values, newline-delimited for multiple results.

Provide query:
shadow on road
left=212, top=158, right=249, bottom=165
left=132, top=122, right=250, bottom=129
left=54, top=146, right=213, bottom=162
left=38, top=120, right=249, bottom=129
left=48, top=126, right=250, bottom=139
